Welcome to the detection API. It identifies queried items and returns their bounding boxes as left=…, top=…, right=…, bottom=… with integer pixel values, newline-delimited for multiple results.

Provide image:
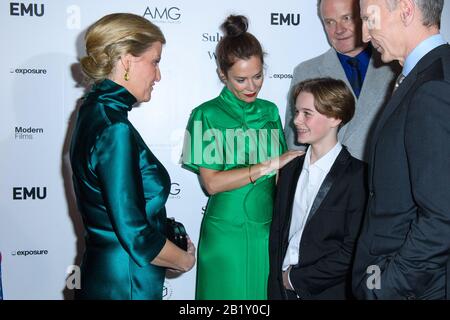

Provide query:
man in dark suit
left=268, top=78, right=367, bottom=300
left=352, top=0, right=450, bottom=299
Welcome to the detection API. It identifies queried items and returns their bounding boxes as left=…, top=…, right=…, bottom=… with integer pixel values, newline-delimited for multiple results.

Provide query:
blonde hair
left=80, top=13, right=166, bottom=82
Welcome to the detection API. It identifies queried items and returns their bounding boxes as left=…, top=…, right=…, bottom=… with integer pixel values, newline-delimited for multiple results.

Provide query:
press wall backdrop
left=1, top=0, right=449, bottom=300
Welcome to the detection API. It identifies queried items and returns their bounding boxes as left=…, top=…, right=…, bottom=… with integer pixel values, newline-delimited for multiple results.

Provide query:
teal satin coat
left=70, top=79, right=170, bottom=300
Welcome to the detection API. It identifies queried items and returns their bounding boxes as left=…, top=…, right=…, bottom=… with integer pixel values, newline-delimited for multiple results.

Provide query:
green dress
left=182, top=87, right=287, bottom=299
left=70, top=79, right=169, bottom=300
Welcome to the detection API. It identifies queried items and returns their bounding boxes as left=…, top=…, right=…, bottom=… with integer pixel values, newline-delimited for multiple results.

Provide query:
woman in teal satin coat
left=70, top=13, right=195, bottom=300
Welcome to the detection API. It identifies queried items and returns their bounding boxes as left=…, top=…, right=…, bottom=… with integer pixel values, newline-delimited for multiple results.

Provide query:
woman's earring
left=121, top=58, right=130, bottom=81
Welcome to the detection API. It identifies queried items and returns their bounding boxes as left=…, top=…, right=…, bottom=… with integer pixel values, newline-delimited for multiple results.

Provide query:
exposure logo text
left=11, top=250, right=48, bottom=256
left=11, top=68, right=47, bottom=75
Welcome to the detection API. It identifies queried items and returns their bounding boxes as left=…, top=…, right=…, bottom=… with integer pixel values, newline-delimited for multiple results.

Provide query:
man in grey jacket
left=285, top=0, right=399, bottom=161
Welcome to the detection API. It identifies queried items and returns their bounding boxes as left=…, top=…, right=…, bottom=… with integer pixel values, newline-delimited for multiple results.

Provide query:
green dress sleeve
left=92, top=123, right=166, bottom=267
left=182, top=108, right=225, bottom=173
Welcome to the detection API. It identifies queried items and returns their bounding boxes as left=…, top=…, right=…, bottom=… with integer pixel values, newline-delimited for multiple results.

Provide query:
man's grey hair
left=386, top=0, right=443, bottom=27
left=317, top=0, right=361, bottom=19
left=317, top=0, right=323, bottom=18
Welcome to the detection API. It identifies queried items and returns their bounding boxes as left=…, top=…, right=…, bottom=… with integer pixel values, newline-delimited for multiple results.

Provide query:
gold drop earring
left=121, top=58, right=130, bottom=81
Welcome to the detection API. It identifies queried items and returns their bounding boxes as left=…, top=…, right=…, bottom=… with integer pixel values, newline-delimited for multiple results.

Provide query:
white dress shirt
left=282, top=142, right=342, bottom=271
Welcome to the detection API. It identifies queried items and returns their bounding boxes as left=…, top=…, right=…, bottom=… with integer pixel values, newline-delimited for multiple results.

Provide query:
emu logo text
left=13, top=187, right=47, bottom=200
left=10, top=2, right=44, bottom=17
left=270, top=13, right=300, bottom=26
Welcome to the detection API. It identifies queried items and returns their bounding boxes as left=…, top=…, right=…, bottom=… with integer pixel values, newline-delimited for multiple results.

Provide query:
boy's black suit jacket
left=268, top=147, right=367, bottom=300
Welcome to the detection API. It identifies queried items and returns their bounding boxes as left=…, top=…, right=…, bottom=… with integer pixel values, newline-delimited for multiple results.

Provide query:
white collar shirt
left=282, top=142, right=342, bottom=271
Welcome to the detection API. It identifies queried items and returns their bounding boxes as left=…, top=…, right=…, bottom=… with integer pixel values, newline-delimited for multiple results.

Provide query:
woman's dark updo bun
left=221, top=15, right=248, bottom=38
left=215, top=15, right=264, bottom=76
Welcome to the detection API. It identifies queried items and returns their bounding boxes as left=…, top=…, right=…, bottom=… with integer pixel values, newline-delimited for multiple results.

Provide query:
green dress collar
left=214, top=86, right=279, bottom=130
left=219, top=86, right=255, bottom=110
left=89, top=79, right=137, bottom=112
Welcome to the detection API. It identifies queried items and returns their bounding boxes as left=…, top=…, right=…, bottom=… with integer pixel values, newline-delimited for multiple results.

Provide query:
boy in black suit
left=268, top=78, right=367, bottom=299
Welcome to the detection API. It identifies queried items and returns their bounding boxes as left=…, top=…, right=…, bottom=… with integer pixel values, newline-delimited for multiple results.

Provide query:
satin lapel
left=281, top=156, right=305, bottom=248
left=305, top=148, right=351, bottom=225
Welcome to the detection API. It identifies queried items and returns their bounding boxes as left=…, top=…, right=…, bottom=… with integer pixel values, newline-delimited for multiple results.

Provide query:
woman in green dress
left=182, top=15, right=303, bottom=299
left=70, top=13, right=195, bottom=300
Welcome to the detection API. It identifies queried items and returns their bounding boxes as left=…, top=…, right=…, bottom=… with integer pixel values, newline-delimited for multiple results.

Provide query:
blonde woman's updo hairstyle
left=216, top=15, right=265, bottom=75
left=80, top=13, right=166, bottom=82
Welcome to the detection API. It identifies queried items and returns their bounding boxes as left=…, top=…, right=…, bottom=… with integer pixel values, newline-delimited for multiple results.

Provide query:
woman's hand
left=152, top=236, right=196, bottom=272
left=184, top=237, right=196, bottom=272
left=260, top=150, right=304, bottom=176
left=198, top=150, right=304, bottom=195
left=165, top=236, right=196, bottom=275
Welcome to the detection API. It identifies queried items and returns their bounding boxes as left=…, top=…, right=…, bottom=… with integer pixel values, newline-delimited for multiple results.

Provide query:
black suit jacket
left=268, top=147, right=367, bottom=300
left=352, top=44, right=450, bottom=300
